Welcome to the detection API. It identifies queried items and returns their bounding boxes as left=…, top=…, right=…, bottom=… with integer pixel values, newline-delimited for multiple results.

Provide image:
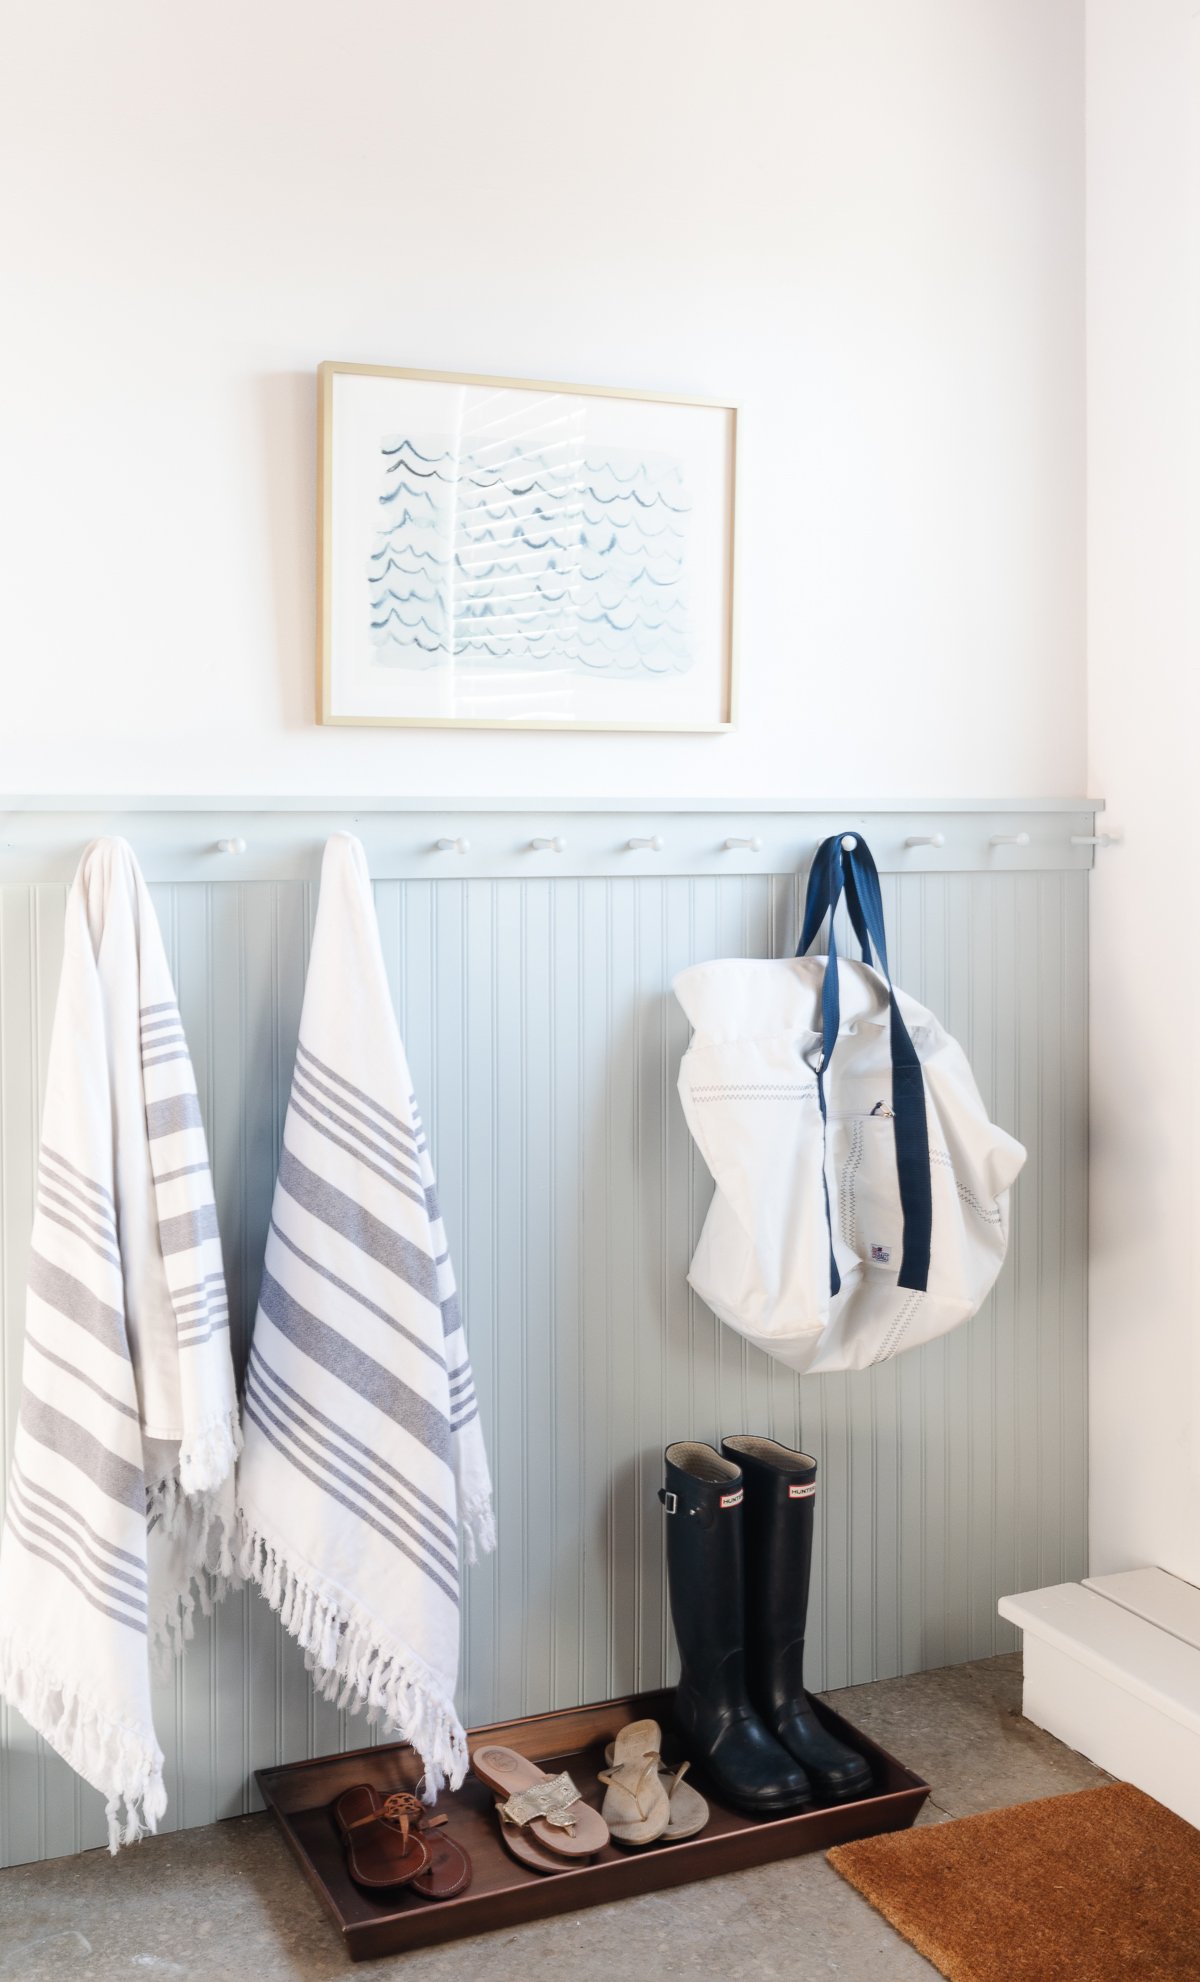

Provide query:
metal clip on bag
left=674, top=834, right=1026, bottom=1374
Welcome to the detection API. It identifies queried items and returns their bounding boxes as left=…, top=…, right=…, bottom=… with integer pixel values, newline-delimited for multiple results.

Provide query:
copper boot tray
left=256, top=1685, right=930, bottom=1962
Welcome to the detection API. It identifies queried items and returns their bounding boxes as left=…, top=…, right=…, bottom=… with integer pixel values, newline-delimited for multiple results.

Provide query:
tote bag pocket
left=679, top=1033, right=831, bottom=1340
left=830, top=1110, right=908, bottom=1273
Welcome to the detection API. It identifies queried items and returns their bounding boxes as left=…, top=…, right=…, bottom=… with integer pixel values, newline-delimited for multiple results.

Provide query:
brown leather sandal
left=387, top=1792, right=473, bottom=1901
left=333, top=1785, right=429, bottom=1890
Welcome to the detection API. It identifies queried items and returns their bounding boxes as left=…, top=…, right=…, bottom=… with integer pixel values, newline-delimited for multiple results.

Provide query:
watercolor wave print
left=366, top=436, right=693, bottom=675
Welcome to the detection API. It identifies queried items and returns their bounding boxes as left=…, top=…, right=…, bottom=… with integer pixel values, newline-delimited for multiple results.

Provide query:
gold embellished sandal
left=490, top=1800, right=580, bottom=1876
left=470, top=1744, right=609, bottom=1859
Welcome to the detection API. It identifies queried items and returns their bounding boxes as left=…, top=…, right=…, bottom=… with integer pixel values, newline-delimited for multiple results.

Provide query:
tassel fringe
left=236, top=1516, right=469, bottom=1795
left=0, top=1637, right=166, bottom=1853
left=146, top=1442, right=242, bottom=1672
left=178, top=1404, right=242, bottom=1497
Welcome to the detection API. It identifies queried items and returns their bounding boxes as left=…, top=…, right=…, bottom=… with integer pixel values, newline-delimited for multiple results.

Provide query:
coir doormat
left=828, top=1782, right=1200, bottom=1982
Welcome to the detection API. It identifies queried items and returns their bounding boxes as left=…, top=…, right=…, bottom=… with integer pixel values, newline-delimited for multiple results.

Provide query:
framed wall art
left=317, top=362, right=737, bottom=731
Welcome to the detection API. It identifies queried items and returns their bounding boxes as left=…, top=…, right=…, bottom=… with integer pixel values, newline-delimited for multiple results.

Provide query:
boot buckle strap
left=659, top=1489, right=678, bottom=1515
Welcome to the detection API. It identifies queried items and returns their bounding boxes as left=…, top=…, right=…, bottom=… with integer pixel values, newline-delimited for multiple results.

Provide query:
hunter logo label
left=719, top=1489, right=744, bottom=1509
left=870, top=1243, right=892, bottom=1265
left=789, top=1483, right=816, bottom=1499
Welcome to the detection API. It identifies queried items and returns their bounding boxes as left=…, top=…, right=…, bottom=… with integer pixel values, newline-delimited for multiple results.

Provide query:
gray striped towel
left=0, top=839, right=240, bottom=1849
left=235, top=833, right=494, bottom=1794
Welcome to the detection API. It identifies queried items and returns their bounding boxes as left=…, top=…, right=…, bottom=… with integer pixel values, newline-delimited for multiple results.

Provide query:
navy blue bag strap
left=799, top=838, right=874, bottom=965
left=796, top=838, right=846, bottom=1296
left=797, top=835, right=931, bottom=1296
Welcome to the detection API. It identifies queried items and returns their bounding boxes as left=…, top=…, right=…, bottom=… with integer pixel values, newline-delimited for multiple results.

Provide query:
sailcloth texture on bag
left=0, top=839, right=240, bottom=1849
left=236, top=833, right=494, bottom=1793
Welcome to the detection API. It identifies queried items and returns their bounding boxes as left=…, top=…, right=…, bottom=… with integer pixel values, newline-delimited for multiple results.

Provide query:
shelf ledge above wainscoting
left=0, top=799, right=1106, bottom=882
left=0, top=794, right=1105, bottom=814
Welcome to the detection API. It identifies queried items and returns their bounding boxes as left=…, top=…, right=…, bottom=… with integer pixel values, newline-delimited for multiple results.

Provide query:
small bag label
left=789, top=1483, right=816, bottom=1499
left=719, top=1488, right=744, bottom=1508
left=870, top=1244, right=892, bottom=1264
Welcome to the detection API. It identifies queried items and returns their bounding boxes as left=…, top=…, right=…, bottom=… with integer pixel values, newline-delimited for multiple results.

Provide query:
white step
left=1084, top=1566, right=1200, bottom=1649
left=999, top=1573, right=1200, bottom=1827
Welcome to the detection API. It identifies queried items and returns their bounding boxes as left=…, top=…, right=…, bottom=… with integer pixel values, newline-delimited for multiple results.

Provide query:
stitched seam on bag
left=872, top=1291, right=923, bottom=1365
left=930, top=1148, right=1002, bottom=1225
left=955, top=1184, right=1002, bottom=1225
left=691, top=1083, right=818, bottom=1102
left=840, top=1118, right=864, bottom=1253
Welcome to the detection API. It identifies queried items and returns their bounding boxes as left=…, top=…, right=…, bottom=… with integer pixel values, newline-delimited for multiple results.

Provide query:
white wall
left=0, top=0, right=1085, bottom=800
left=1087, top=0, right=1200, bottom=1583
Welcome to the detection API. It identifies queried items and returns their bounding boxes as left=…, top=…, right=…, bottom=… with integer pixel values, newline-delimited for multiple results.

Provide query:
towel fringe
left=178, top=1405, right=242, bottom=1498
left=237, top=1517, right=468, bottom=1796
left=0, top=1636, right=166, bottom=1853
left=146, top=1455, right=241, bottom=1673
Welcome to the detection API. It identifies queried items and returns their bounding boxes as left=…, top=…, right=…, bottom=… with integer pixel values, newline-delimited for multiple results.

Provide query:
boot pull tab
left=658, top=1487, right=716, bottom=1528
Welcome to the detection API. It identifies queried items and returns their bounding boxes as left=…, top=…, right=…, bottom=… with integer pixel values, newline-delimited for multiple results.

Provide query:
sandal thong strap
left=598, top=1755, right=662, bottom=1819
left=497, top=1771, right=582, bottom=1832
left=346, top=1791, right=428, bottom=1852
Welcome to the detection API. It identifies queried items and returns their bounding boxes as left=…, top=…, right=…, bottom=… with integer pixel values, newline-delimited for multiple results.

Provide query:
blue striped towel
left=0, top=839, right=240, bottom=1849
left=235, top=833, right=494, bottom=1793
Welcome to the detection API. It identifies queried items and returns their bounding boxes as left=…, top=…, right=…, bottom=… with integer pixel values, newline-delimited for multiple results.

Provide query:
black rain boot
left=660, top=1442, right=813, bottom=1817
left=722, top=1435, right=874, bottom=1804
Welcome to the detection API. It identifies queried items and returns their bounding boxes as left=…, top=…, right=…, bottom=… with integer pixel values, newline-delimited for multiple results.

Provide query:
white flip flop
left=602, top=1737, right=710, bottom=1841
left=597, top=1718, right=673, bottom=1847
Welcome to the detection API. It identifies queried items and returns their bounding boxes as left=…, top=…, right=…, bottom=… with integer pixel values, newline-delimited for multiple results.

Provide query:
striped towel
left=0, top=839, right=240, bottom=1850
left=235, top=833, right=494, bottom=1794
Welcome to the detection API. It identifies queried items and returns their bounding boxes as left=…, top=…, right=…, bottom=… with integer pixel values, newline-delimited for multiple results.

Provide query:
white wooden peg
left=529, top=835, right=565, bottom=854
left=215, top=837, right=247, bottom=856
left=626, top=836, right=664, bottom=852
left=989, top=832, right=1030, bottom=847
left=723, top=836, right=763, bottom=852
left=435, top=836, right=471, bottom=854
left=840, top=834, right=858, bottom=852
left=905, top=833, right=945, bottom=848
left=1069, top=831, right=1122, bottom=848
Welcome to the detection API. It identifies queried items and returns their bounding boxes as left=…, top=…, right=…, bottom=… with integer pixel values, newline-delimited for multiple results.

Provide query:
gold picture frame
left=317, top=361, right=738, bottom=732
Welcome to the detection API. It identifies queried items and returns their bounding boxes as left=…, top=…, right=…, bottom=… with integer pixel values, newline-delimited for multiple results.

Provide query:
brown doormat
left=828, top=1782, right=1200, bottom=1982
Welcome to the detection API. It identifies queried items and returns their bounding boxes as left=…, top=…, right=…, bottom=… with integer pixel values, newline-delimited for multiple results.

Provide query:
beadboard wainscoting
left=0, top=803, right=1094, bottom=1865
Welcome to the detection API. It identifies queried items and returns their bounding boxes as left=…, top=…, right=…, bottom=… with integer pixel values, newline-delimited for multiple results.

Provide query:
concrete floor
left=0, top=1655, right=1109, bottom=1982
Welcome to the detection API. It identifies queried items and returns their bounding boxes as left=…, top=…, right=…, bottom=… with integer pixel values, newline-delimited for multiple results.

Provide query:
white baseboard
left=999, top=1570, right=1200, bottom=1829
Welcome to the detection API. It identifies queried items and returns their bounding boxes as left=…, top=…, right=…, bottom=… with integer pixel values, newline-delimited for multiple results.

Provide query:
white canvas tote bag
left=675, top=834, right=1025, bottom=1375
